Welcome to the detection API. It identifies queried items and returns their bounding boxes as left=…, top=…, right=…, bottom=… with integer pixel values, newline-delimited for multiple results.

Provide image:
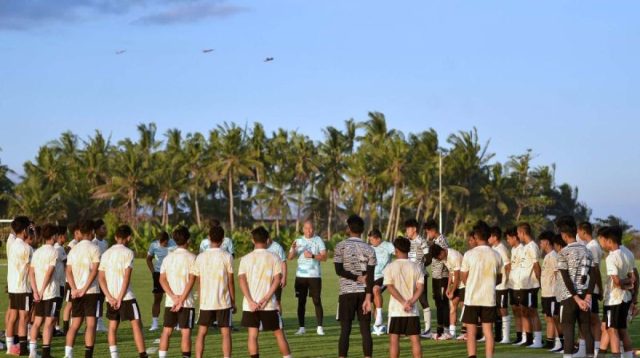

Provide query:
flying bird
left=264, top=57, right=274, bottom=62
left=202, top=49, right=214, bottom=53
left=115, top=50, right=126, bottom=55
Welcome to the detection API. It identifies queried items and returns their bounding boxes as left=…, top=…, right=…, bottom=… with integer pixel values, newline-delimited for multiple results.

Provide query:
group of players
left=2, top=213, right=638, bottom=358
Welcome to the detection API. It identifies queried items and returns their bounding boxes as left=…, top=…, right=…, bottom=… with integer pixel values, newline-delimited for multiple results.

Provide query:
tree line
left=0, top=112, right=593, bottom=242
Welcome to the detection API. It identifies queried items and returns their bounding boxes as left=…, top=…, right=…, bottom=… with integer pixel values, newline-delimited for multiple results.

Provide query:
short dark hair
left=490, top=226, right=502, bottom=239
left=251, top=226, right=269, bottom=244
left=553, top=234, right=567, bottom=248
left=209, top=226, right=225, bottom=244
left=11, top=216, right=30, bottom=234
left=158, top=231, right=169, bottom=243
left=505, top=227, right=518, bottom=238
left=578, top=221, right=593, bottom=235
left=347, top=214, right=365, bottom=235
left=538, top=230, right=555, bottom=243
left=79, top=220, right=95, bottom=235
left=430, top=243, right=445, bottom=258
left=422, top=219, right=437, bottom=231
left=393, top=236, right=411, bottom=253
left=115, top=224, right=132, bottom=239
left=473, top=220, right=490, bottom=241
left=368, top=229, right=382, bottom=239
left=404, top=218, right=419, bottom=229
left=172, top=226, right=190, bottom=246
left=70, top=222, right=81, bottom=233
left=41, top=223, right=57, bottom=241
left=517, top=222, right=532, bottom=236
left=601, top=226, right=623, bottom=245
left=94, top=219, right=106, bottom=230
left=597, top=226, right=610, bottom=238
left=57, top=225, right=68, bottom=236
left=556, top=215, right=577, bottom=237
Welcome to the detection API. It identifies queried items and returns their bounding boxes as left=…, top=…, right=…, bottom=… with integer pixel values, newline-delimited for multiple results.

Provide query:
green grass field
left=1, top=260, right=639, bottom=357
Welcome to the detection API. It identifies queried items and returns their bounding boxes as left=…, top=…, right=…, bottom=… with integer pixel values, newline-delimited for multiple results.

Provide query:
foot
left=550, top=345, right=563, bottom=353
left=527, top=341, right=544, bottom=348
left=477, top=336, right=486, bottom=342
left=148, top=324, right=159, bottom=332
left=420, top=329, right=432, bottom=339
left=498, top=337, right=511, bottom=344
left=437, top=332, right=453, bottom=341
left=456, top=333, right=467, bottom=341
left=295, top=327, right=306, bottom=335
left=316, top=326, right=325, bottom=336
left=372, top=325, right=386, bottom=336
left=7, top=345, right=20, bottom=356
left=53, top=329, right=66, bottom=337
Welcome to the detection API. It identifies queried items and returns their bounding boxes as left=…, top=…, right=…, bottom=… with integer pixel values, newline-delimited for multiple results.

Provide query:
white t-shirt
left=541, top=250, right=558, bottom=298
left=238, top=249, right=282, bottom=311
left=492, top=242, right=511, bottom=290
left=67, top=240, right=102, bottom=294
left=293, top=236, right=326, bottom=278
left=517, top=240, right=541, bottom=289
left=444, top=248, right=465, bottom=289
left=383, top=259, right=424, bottom=317
left=53, top=242, right=67, bottom=287
left=5, top=232, right=16, bottom=256
left=98, top=244, right=135, bottom=301
left=508, top=243, right=523, bottom=289
left=7, top=237, right=32, bottom=294
left=30, top=244, right=59, bottom=300
left=586, top=239, right=604, bottom=295
left=160, top=247, right=196, bottom=308
left=92, top=237, right=109, bottom=256
left=147, top=240, right=177, bottom=272
left=604, top=247, right=635, bottom=306
left=192, top=248, right=234, bottom=310
left=461, top=245, right=502, bottom=307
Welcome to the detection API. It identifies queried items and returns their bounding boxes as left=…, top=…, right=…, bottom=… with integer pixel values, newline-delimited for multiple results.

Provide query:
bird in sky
left=115, top=50, right=126, bottom=55
left=264, top=57, right=274, bottom=62
left=202, top=49, right=214, bottom=53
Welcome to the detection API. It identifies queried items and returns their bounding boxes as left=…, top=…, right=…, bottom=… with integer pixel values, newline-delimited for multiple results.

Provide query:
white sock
left=594, top=340, right=600, bottom=352
left=423, top=308, right=431, bottom=331
left=534, top=331, right=542, bottom=344
left=449, top=325, right=456, bottom=336
left=6, top=336, right=14, bottom=350
left=29, top=341, right=37, bottom=354
left=502, top=316, right=511, bottom=340
left=109, top=345, right=118, bottom=358
left=159, top=351, right=167, bottom=358
left=152, top=317, right=159, bottom=326
left=283, top=355, right=292, bottom=358
left=553, top=337, right=562, bottom=349
left=563, top=355, right=573, bottom=358
left=375, top=308, right=383, bottom=326
left=65, top=346, right=73, bottom=358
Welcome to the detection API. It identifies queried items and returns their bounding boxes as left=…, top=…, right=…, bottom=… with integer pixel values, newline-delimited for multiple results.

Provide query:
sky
left=0, top=0, right=638, bottom=227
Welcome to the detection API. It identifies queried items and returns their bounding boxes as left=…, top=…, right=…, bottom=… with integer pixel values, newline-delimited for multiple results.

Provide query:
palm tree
left=184, top=132, right=209, bottom=227
left=318, top=126, right=351, bottom=239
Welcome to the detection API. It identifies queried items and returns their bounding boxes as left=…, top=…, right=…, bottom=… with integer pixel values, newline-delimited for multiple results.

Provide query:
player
left=146, top=231, right=176, bottom=331
left=539, top=231, right=561, bottom=351
left=368, top=229, right=395, bottom=335
left=430, top=243, right=464, bottom=340
left=404, top=219, right=431, bottom=338
left=267, top=236, right=287, bottom=313
left=489, top=226, right=511, bottom=343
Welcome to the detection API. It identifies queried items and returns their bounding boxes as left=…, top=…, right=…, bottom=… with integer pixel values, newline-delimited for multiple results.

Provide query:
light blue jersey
left=267, top=240, right=287, bottom=262
left=293, top=236, right=326, bottom=278
left=199, top=237, right=234, bottom=255
left=373, top=241, right=395, bottom=280
left=147, top=239, right=177, bottom=272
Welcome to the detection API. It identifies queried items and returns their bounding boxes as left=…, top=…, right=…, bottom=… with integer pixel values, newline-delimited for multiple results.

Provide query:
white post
left=439, top=152, right=443, bottom=234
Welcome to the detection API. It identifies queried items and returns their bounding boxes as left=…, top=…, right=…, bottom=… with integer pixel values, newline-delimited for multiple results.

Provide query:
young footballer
left=28, top=224, right=59, bottom=358
left=430, top=243, right=464, bottom=340
left=6, top=216, right=33, bottom=356
left=158, top=226, right=196, bottom=358
left=505, top=227, right=524, bottom=345
left=98, top=224, right=147, bottom=358
left=578, top=221, right=604, bottom=353
left=489, top=226, right=511, bottom=343
left=368, top=228, right=395, bottom=335
left=62, top=223, right=83, bottom=335
left=146, top=231, right=176, bottom=331
left=423, top=219, right=450, bottom=339
left=334, top=215, right=376, bottom=358
left=384, top=236, right=424, bottom=358
left=193, top=225, right=236, bottom=358
left=64, top=220, right=102, bottom=358
left=539, top=231, right=561, bottom=351
left=53, top=226, right=68, bottom=336
left=267, top=236, right=287, bottom=313
left=239, top=226, right=291, bottom=358
left=460, top=221, right=503, bottom=358
left=92, top=219, right=109, bottom=333
left=404, top=219, right=431, bottom=338
left=516, top=223, right=543, bottom=348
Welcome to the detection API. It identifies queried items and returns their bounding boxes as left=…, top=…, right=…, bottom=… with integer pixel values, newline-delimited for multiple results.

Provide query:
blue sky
left=0, top=1, right=638, bottom=227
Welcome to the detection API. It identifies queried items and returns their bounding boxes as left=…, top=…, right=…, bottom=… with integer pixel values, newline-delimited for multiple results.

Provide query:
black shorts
left=591, top=294, right=600, bottom=314
left=152, top=272, right=164, bottom=294
left=461, top=305, right=496, bottom=324
left=513, top=289, right=538, bottom=308
left=603, top=302, right=631, bottom=330
left=542, top=297, right=559, bottom=317
left=337, top=293, right=371, bottom=322
left=509, top=289, right=520, bottom=306
left=275, top=287, right=283, bottom=302
left=9, top=293, right=33, bottom=311
left=55, top=286, right=65, bottom=317
left=106, top=299, right=141, bottom=322
left=35, top=298, right=59, bottom=318
left=374, top=278, right=384, bottom=288
left=71, top=293, right=101, bottom=318
left=496, top=290, right=509, bottom=309
left=388, top=317, right=421, bottom=336
left=452, top=288, right=465, bottom=301
left=164, top=307, right=195, bottom=329
left=294, top=277, right=322, bottom=300
left=559, top=296, right=591, bottom=327
left=198, top=308, right=232, bottom=328
left=241, top=310, right=282, bottom=331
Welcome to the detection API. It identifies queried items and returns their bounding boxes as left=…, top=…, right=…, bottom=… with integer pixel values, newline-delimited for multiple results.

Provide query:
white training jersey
left=383, top=259, right=424, bottom=317
left=444, top=248, right=465, bottom=289
left=461, top=245, right=503, bottom=307
left=67, top=240, right=101, bottom=294
left=53, top=242, right=67, bottom=287
left=238, top=249, right=281, bottom=312
left=492, top=242, right=511, bottom=290
left=92, top=237, right=109, bottom=256
left=7, top=237, right=32, bottom=294
left=98, top=244, right=135, bottom=300
left=586, top=239, right=604, bottom=295
left=541, top=250, right=558, bottom=298
left=192, top=248, right=234, bottom=310
left=30, top=244, right=59, bottom=300
left=160, top=247, right=197, bottom=308
left=507, top=243, right=524, bottom=289
left=603, top=247, right=635, bottom=306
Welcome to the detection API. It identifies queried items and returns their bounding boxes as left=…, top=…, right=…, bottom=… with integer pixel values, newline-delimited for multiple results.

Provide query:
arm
left=504, top=263, right=511, bottom=284
left=146, top=255, right=155, bottom=274
left=66, top=264, right=79, bottom=298
left=314, top=250, right=328, bottom=262
left=280, top=261, right=287, bottom=288
left=386, top=284, right=407, bottom=304
left=159, top=273, right=179, bottom=302
left=258, top=273, right=281, bottom=309
left=117, top=267, right=133, bottom=304
left=334, top=262, right=361, bottom=281
left=39, top=265, right=55, bottom=300
left=461, top=271, right=469, bottom=285
left=80, top=263, right=99, bottom=296
left=238, top=274, right=257, bottom=311
left=29, top=267, right=39, bottom=302
left=228, top=273, right=236, bottom=313
left=632, top=268, right=639, bottom=304
left=533, top=262, right=541, bottom=282
left=98, top=271, right=116, bottom=307
left=287, top=241, right=298, bottom=260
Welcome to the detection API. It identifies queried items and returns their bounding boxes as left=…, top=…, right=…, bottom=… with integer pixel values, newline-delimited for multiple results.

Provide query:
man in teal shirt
left=368, top=229, right=395, bottom=335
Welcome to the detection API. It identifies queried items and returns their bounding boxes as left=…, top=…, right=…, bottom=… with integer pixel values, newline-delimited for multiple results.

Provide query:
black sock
left=526, top=332, right=533, bottom=345
left=516, top=331, right=522, bottom=342
left=85, top=345, right=94, bottom=358
left=437, top=326, right=444, bottom=335
left=138, top=352, right=148, bottom=358
left=18, top=336, right=27, bottom=355
left=63, top=320, right=69, bottom=333
left=42, top=345, right=51, bottom=358
left=468, top=356, right=477, bottom=358
left=250, top=355, right=259, bottom=358
left=182, top=352, right=191, bottom=358
left=599, top=349, right=608, bottom=354
left=545, top=338, right=554, bottom=348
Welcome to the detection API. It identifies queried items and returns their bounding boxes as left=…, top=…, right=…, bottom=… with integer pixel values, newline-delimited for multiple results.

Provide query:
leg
left=107, top=320, right=119, bottom=347
left=338, top=318, right=352, bottom=358
left=310, top=278, right=324, bottom=328
left=63, top=301, right=72, bottom=332
left=373, top=286, right=383, bottom=326
left=465, top=323, right=477, bottom=357
left=482, top=322, right=495, bottom=358
left=247, top=327, right=259, bottom=357
left=6, top=308, right=17, bottom=348
left=561, top=300, right=576, bottom=356
left=578, top=308, right=593, bottom=354
left=220, top=327, right=232, bottom=358
left=130, top=319, right=146, bottom=355
left=84, top=316, right=97, bottom=349
left=608, top=327, right=620, bottom=354
left=600, top=321, right=609, bottom=352
left=195, top=325, right=209, bottom=358
left=273, top=329, right=291, bottom=356
left=389, top=334, right=399, bottom=358
left=29, top=316, right=44, bottom=356
left=18, top=309, right=29, bottom=354
left=152, top=293, right=163, bottom=323
left=409, top=334, right=422, bottom=358
left=620, top=328, right=632, bottom=353
left=358, top=314, right=373, bottom=358
left=296, top=279, right=309, bottom=329
left=449, top=297, right=459, bottom=335
left=158, top=327, right=173, bottom=353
